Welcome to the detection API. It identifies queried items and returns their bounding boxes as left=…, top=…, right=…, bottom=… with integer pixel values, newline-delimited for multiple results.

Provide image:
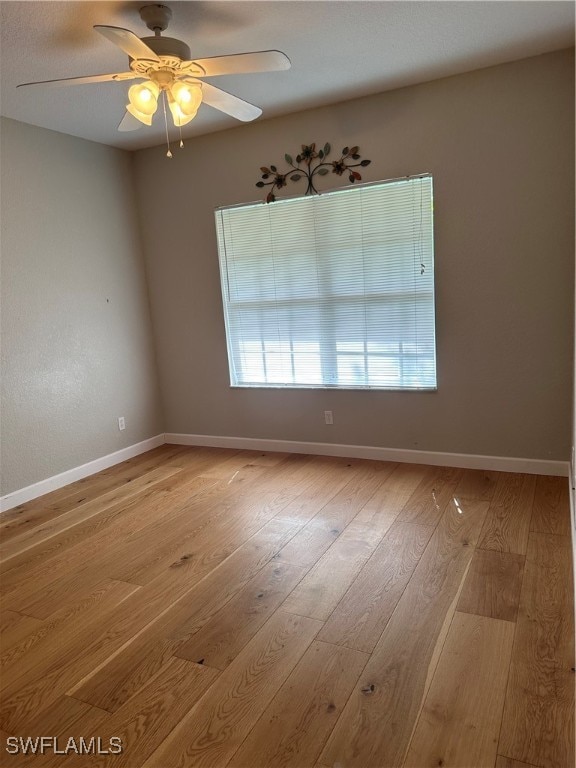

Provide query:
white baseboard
left=165, top=433, right=569, bottom=477
left=0, top=435, right=165, bottom=513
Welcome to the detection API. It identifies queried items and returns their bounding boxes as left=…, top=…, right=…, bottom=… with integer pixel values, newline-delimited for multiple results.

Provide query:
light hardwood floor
left=0, top=445, right=573, bottom=768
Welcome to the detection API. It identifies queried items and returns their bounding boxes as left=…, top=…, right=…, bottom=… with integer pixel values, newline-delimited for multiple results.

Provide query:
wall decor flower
left=256, top=143, right=371, bottom=202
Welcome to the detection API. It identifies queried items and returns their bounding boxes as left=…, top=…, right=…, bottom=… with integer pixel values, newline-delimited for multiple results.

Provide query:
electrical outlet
left=118, top=416, right=126, bottom=431
left=324, top=410, right=333, bottom=425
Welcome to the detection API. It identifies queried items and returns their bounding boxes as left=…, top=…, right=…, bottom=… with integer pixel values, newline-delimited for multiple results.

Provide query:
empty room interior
left=0, top=1, right=575, bottom=767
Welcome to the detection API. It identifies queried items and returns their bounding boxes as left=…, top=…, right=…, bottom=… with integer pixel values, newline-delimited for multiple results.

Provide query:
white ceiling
left=1, top=1, right=574, bottom=151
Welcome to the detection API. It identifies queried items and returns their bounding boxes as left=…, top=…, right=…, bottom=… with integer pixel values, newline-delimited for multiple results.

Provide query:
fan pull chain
left=179, top=122, right=184, bottom=149
left=162, top=91, right=172, bottom=158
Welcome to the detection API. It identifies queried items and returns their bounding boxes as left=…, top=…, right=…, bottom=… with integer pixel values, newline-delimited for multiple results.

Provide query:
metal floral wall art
left=256, top=143, right=371, bottom=202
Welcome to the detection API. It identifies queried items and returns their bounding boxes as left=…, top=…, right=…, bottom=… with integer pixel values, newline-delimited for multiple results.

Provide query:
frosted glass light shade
left=169, top=100, right=197, bottom=126
left=126, top=103, right=154, bottom=125
left=171, top=81, right=202, bottom=116
left=127, top=81, right=159, bottom=124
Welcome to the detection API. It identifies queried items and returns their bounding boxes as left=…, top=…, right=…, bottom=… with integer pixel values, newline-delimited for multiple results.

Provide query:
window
left=215, top=175, right=436, bottom=390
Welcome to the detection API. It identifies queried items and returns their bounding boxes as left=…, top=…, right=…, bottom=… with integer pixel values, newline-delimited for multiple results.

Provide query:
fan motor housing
left=140, top=35, right=191, bottom=61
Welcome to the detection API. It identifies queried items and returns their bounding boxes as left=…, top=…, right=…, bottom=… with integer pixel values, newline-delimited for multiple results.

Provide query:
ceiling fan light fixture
left=168, top=100, right=196, bottom=126
left=170, top=81, right=202, bottom=116
left=128, top=81, right=159, bottom=117
left=126, top=102, right=154, bottom=125
left=17, top=4, right=290, bottom=151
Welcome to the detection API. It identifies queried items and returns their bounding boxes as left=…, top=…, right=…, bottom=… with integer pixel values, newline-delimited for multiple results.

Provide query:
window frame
left=215, top=174, right=437, bottom=392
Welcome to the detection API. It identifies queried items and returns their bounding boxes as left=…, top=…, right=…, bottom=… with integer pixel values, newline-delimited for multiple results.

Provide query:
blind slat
left=215, top=176, right=436, bottom=390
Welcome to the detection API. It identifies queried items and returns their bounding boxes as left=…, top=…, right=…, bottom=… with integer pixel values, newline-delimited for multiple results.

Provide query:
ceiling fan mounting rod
left=139, top=4, right=172, bottom=35
left=135, top=4, right=193, bottom=63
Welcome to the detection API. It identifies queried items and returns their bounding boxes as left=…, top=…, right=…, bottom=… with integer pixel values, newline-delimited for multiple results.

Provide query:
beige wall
left=134, top=49, right=574, bottom=462
left=0, top=118, right=163, bottom=495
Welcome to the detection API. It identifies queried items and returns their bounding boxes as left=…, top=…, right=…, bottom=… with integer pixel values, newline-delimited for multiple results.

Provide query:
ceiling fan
left=18, top=4, right=290, bottom=151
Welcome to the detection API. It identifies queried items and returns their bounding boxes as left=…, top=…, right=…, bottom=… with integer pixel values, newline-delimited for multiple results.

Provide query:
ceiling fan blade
left=94, top=25, right=160, bottom=61
left=118, top=111, right=143, bottom=132
left=17, top=72, right=141, bottom=89
left=186, top=79, right=262, bottom=122
left=184, top=50, right=291, bottom=77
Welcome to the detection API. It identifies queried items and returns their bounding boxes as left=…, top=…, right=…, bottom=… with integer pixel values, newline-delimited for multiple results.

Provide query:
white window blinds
left=215, top=175, right=436, bottom=390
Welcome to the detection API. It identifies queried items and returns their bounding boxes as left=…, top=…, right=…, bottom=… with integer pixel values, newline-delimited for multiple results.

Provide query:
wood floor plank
left=281, top=522, right=384, bottom=621
left=109, top=454, right=335, bottom=589
left=318, top=521, right=434, bottom=652
left=0, top=580, right=140, bottom=732
left=0, top=465, right=182, bottom=563
left=0, top=476, right=219, bottom=595
left=273, top=518, right=343, bottom=571
left=97, top=455, right=325, bottom=585
left=159, top=446, right=239, bottom=470
left=351, top=462, right=427, bottom=529
left=175, top=560, right=306, bottom=669
left=277, top=461, right=394, bottom=569
left=0, top=445, right=181, bottom=522
left=530, top=475, right=571, bottom=537
left=454, top=468, right=500, bottom=501
left=272, top=462, right=360, bottom=527
left=197, top=450, right=269, bottom=479
left=0, top=471, right=225, bottom=599
left=105, top=472, right=270, bottom=585
left=0, top=730, right=15, bottom=752
left=477, top=473, right=536, bottom=555
left=68, top=518, right=303, bottom=712
left=498, top=532, right=575, bottom=768
left=86, top=659, right=217, bottom=768
left=242, top=450, right=290, bottom=467
left=194, top=448, right=291, bottom=478
left=109, top=455, right=331, bottom=591
left=230, top=640, right=369, bottom=768
left=457, top=548, right=525, bottom=622
left=0, top=445, right=188, bottom=540
left=51, top=659, right=218, bottom=768
left=0, top=580, right=140, bottom=687
left=142, top=612, right=322, bottom=768
left=495, top=757, right=541, bottom=768
left=2, top=449, right=283, bottom=605
left=404, top=612, right=515, bottom=768
left=0, top=695, right=108, bottom=768
left=319, top=498, right=490, bottom=768
left=396, top=465, right=463, bottom=526
left=0, top=610, right=43, bottom=653
left=17, top=693, right=106, bottom=736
